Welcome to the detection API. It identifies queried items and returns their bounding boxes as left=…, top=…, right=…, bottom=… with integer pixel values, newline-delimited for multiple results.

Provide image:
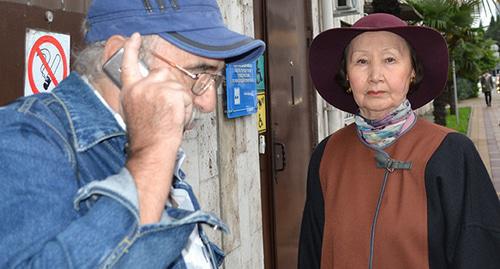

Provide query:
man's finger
left=121, top=32, right=143, bottom=87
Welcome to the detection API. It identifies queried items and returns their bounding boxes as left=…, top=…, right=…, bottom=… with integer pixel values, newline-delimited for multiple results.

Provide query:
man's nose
left=193, top=86, right=217, bottom=113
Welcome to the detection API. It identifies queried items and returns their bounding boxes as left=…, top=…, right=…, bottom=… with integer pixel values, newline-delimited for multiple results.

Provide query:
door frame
left=253, top=0, right=317, bottom=267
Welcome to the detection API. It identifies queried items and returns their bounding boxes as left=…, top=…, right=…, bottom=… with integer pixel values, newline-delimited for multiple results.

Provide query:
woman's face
left=346, top=31, right=415, bottom=120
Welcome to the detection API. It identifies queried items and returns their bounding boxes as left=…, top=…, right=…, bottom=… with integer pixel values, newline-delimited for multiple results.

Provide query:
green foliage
left=406, top=0, right=499, bottom=85
left=445, top=106, right=471, bottom=134
left=452, top=29, right=498, bottom=80
left=485, top=15, right=500, bottom=45
left=406, top=0, right=479, bottom=33
left=404, top=0, right=484, bottom=125
left=456, top=77, right=478, bottom=100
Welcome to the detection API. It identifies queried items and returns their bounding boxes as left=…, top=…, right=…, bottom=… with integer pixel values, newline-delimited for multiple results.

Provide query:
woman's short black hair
left=335, top=40, right=424, bottom=94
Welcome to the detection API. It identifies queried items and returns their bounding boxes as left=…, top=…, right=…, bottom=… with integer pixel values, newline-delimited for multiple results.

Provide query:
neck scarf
left=355, top=99, right=416, bottom=149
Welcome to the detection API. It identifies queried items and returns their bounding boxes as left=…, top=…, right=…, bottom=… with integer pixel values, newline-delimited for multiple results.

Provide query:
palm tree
left=479, top=0, right=500, bottom=27
left=405, top=0, right=481, bottom=125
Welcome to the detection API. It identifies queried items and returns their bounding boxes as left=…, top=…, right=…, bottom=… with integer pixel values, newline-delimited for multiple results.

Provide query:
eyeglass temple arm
left=149, top=51, right=198, bottom=80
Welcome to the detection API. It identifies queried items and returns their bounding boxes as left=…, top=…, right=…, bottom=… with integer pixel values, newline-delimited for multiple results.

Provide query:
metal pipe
left=320, top=0, right=334, bottom=30
left=452, top=60, right=459, bottom=124
left=320, top=0, right=344, bottom=135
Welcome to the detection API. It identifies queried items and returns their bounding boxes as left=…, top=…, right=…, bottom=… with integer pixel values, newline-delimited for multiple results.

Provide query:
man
left=481, top=72, right=494, bottom=106
left=0, top=0, right=264, bottom=268
left=496, top=74, right=500, bottom=93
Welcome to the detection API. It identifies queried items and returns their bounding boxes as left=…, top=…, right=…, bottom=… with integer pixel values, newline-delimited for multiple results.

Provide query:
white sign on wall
left=24, top=29, right=70, bottom=96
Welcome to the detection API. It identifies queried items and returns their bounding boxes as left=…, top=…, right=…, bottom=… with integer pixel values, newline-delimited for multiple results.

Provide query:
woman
left=299, top=13, right=500, bottom=269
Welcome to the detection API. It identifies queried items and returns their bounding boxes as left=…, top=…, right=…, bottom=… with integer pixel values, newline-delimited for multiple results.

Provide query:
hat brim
left=309, top=26, right=449, bottom=114
left=160, top=27, right=266, bottom=64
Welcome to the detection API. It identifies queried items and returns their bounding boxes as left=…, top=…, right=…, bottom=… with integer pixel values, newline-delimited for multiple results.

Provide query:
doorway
left=254, top=0, right=317, bottom=267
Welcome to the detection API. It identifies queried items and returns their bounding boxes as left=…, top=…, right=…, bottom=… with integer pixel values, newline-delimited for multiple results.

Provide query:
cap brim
left=159, top=27, right=265, bottom=64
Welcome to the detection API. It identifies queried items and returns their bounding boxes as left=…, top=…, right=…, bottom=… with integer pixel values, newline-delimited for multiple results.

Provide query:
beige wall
left=182, top=1, right=264, bottom=268
left=311, top=0, right=364, bottom=141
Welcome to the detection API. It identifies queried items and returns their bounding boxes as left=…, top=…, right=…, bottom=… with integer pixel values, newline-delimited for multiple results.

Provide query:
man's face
left=146, top=36, right=225, bottom=128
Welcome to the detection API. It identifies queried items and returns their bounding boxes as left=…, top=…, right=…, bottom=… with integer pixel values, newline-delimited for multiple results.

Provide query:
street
left=461, top=90, right=500, bottom=198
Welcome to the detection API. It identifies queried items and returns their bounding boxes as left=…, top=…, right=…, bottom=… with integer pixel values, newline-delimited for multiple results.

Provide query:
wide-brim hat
left=85, top=0, right=265, bottom=64
left=309, top=13, right=449, bottom=114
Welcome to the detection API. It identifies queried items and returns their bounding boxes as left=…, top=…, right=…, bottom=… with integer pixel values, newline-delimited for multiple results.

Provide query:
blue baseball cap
left=85, top=0, right=265, bottom=64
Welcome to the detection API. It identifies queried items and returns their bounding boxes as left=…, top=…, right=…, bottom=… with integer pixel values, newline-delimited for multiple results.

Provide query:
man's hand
left=120, top=33, right=192, bottom=225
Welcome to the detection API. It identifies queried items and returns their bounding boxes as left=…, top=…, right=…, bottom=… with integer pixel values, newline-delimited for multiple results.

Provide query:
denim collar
left=51, top=72, right=126, bottom=152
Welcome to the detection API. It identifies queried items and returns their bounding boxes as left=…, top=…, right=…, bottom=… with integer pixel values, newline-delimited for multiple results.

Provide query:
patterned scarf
left=355, top=99, right=416, bottom=149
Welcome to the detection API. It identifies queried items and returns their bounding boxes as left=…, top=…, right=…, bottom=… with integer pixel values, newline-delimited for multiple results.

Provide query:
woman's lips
left=367, top=90, right=385, bottom=96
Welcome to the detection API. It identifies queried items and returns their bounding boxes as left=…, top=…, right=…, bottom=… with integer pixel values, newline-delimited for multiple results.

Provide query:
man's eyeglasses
left=149, top=51, right=225, bottom=96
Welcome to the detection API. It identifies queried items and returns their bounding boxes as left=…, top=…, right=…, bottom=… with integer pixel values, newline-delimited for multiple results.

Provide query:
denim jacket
left=0, top=73, right=227, bottom=268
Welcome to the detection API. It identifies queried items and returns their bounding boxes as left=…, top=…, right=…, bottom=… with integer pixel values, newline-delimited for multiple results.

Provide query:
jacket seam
left=24, top=109, right=76, bottom=168
left=100, top=228, right=140, bottom=268
left=50, top=92, right=82, bottom=153
left=75, top=188, right=140, bottom=221
left=56, top=236, right=75, bottom=269
left=463, top=222, right=500, bottom=233
left=103, top=140, right=125, bottom=160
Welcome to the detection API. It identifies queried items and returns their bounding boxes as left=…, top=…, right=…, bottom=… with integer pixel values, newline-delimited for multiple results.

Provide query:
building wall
left=182, top=1, right=264, bottom=268
left=311, top=0, right=364, bottom=142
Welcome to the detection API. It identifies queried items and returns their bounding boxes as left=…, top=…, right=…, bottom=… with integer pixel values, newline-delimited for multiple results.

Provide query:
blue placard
left=225, top=62, right=257, bottom=119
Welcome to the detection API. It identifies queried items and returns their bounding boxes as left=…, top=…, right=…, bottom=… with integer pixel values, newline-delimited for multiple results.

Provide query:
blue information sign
left=225, top=62, right=258, bottom=119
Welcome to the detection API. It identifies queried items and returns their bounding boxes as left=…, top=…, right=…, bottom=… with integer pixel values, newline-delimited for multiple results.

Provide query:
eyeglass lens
left=192, top=74, right=224, bottom=95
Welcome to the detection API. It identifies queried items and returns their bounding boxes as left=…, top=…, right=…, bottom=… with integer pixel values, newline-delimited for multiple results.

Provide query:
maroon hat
left=309, top=13, right=449, bottom=114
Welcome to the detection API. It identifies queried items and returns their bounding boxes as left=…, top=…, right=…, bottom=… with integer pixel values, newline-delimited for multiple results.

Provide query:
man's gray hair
left=73, top=19, right=155, bottom=82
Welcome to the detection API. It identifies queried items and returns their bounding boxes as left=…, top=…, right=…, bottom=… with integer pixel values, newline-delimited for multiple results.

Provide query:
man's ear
left=103, top=35, right=127, bottom=63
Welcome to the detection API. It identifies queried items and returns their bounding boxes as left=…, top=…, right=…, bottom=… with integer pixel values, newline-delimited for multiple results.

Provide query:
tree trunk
left=433, top=91, right=448, bottom=126
left=448, top=84, right=456, bottom=115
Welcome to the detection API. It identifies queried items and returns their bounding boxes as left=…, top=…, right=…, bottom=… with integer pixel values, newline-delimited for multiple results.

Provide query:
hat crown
left=84, top=0, right=265, bottom=65
left=85, top=0, right=223, bottom=43
left=87, top=0, right=220, bottom=17
left=352, top=13, right=408, bottom=28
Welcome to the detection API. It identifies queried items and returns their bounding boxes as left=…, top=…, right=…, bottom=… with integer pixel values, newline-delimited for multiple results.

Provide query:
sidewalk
left=460, top=91, right=500, bottom=198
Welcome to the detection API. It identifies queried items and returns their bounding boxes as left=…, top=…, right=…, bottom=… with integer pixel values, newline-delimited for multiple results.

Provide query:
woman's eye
left=356, top=59, right=368, bottom=64
left=385, top=57, right=396, bottom=63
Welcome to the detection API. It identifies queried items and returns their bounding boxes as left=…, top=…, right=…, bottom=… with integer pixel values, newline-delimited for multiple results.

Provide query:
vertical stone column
left=179, top=0, right=265, bottom=267
left=216, top=0, right=264, bottom=268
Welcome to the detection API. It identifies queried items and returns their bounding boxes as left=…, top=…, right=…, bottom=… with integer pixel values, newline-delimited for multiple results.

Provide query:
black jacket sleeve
left=425, top=133, right=500, bottom=269
left=298, top=137, right=329, bottom=269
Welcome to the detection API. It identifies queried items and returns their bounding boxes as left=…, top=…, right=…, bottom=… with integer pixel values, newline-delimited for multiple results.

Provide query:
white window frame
left=332, top=0, right=363, bottom=17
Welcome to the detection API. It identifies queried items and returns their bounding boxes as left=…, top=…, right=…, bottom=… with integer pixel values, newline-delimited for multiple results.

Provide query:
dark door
left=0, top=1, right=89, bottom=105
left=254, top=0, right=317, bottom=267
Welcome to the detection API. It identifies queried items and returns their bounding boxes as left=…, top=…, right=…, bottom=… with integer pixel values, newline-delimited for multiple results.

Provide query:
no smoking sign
left=24, top=29, right=70, bottom=96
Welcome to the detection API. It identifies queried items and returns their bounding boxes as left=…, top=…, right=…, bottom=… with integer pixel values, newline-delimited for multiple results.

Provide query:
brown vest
left=319, top=119, right=452, bottom=269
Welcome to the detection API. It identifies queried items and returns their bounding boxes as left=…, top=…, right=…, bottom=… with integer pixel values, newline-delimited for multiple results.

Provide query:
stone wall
left=181, top=0, right=264, bottom=268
